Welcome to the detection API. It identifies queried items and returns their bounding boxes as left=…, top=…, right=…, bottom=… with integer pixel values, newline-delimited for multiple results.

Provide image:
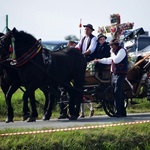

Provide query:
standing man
left=94, top=39, right=128, bottom=117
left=76, top=24, right=97, bottom=118
left=76, top=24, right=97, bottom=61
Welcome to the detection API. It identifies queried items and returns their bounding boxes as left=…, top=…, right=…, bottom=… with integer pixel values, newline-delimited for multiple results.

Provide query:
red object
left=9, top=45, right=13, bottom=53
left=110, top=27, right=116, bottom=33
left=79, top=23, right=82, bottom=28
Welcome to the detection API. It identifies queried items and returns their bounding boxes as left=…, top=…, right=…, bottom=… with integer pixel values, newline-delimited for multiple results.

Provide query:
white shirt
left=99, top=48, right=126, bottom=72
left=76, top=36, right=97, bottom=54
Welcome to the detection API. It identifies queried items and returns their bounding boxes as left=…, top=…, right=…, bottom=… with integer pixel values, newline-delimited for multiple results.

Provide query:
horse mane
left=13, top=30, right=38, bottom=49
left=17, top=30, right=37, bottom=43
left=0, top=33, right=4, bottom=37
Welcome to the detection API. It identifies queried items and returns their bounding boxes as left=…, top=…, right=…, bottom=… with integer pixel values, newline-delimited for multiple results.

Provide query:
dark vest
left=96, top=42, right=110, bottom=59
left=80, top=34, right=97, bottom=61
left=113, top=46, right=128, bottom=75
left=80, top=34, right=94, bottom=52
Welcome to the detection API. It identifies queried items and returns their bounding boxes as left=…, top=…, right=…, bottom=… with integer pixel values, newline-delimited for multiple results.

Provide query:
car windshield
left=138, top=36, right=150, bottom=51
left=42, top=42, right=68, bottom=51
left=125, top=36, right=150, bottom=53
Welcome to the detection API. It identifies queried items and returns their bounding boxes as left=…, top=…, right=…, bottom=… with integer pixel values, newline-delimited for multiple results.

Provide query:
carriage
left=59, top=55, right=150, bottom=117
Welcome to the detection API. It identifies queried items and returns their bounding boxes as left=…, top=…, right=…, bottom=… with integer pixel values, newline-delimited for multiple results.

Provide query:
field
left=0, top=89, right=150, bottom=150
left=0, top=88, right=150, bottom=121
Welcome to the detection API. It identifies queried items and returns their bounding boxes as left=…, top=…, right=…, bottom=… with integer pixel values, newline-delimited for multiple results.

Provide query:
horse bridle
left=0, top=31, right=13, bottom=57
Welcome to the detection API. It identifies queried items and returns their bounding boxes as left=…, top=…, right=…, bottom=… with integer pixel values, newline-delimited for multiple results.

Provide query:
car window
left=42, top=43, right=56, bottom=51
left=42, top=43, right=68, bottom=51
left=138, top=37, right=150, bottom=51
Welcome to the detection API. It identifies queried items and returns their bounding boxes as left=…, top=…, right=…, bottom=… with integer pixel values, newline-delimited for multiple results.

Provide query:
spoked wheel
left=102, top=99, right=116, bottom=117
left=102, top=86, right=129, bottom=117
left=102, top=86, right=116, bottom=117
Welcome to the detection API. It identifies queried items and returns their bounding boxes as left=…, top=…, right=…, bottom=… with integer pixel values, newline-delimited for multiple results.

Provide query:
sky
left=1, top=0, right=150, bottom=41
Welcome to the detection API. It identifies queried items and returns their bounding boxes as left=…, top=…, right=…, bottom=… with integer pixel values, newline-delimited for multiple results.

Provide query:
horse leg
left=28, top=91, right=38, bottom=122
left=5, top=84, right=20, bottom=123
left=1, top=79, right=19, bottom=123
left=67, top=86, right=75, bottom=117
left=22, top=82, right=38, bottom=122
left=69, top=76, right=84, bottom=120
left=43, top=86, right=57, bottom=121
left=22, top=90, right=31, bottom=121
left=40, top=86, right=50, bottom=114
left=23, top=89, right=38, bottom=122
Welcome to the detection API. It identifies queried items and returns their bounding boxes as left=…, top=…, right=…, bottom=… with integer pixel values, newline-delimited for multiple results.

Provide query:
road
left=0, top=113, right=149, bottom=130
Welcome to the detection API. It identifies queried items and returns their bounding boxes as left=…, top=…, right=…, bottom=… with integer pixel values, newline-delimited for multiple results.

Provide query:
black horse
left=0, top=33, right=51, bottom=123
left=0, top=28, right=86, bottom=121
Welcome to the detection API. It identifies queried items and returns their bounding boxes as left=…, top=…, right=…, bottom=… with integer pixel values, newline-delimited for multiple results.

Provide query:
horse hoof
left=69, top=115, right=78, bottom=120
left=23, top=114, right=30, bottom=121
left=26, top=117, right=36, bottom=122
left=42, top=115, right=50, bottom=121
left=5, top=118, right=14, bottom=123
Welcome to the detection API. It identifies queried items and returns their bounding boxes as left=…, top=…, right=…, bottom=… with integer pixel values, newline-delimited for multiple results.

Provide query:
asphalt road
left=0, top=113, right=149, bottom=130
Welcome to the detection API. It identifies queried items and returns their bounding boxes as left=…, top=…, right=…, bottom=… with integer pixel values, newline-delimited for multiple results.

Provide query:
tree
left=64, top=35, right=79, bottom=41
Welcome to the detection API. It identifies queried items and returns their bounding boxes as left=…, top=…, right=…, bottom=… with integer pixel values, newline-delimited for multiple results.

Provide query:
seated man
left=95, top=34, right=110, bottom=78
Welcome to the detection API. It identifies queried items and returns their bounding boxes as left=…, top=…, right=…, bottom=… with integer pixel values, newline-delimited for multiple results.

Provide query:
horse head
left=0, top=28, right=16, bottom=58
left=0, top=27, right=38, bottom=60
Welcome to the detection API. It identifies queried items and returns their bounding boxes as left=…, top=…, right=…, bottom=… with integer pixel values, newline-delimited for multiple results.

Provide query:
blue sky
left=1, top=0, right=150, bottom=40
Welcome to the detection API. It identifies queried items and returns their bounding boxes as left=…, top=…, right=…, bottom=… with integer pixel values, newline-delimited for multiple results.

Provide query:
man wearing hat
left=76, top=24, right=97, bottom=61
left=95, top=34, right=110, bottom=78
left=94, top=39, right=128, bottom=117
left=76, top=24, right=97, bottom=118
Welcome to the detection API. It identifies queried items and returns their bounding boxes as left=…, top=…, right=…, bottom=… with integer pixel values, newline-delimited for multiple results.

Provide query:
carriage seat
left=85, top=64, right=111, bottom=85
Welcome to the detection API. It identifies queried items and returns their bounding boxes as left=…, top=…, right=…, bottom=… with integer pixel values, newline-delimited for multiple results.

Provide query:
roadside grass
left=0, top=88, right=150, bottom=121
left=0, top=123, right=149, bottom=150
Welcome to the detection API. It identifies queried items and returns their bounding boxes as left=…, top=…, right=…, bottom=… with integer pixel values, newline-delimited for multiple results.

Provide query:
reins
left=29, top=58, right=84, bottom=94
left=15, top=41, right=42, bottom=67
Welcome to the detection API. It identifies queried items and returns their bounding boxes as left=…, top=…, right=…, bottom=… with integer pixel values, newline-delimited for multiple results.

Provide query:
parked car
left=125, top=35, right=150, bottom=60
left=42, top=41, right=68, bottom=51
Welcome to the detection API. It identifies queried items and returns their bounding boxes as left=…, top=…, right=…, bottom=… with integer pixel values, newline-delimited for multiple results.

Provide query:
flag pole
left=6, top=14, right=8, bottom=33
left=79, top=19, right=82, bottom=40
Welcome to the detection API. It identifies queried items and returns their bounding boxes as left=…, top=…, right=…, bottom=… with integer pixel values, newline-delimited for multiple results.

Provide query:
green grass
left=0, top=88, right=150, bottom=121
left=0, top=89, right=150, bottom=150
left=0, top=123, right=149, bottom=150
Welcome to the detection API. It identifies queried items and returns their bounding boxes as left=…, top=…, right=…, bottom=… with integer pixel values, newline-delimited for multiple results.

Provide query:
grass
left=0, top=89, right=150, bottom=150
left=0, top=123, right=149, bottom=150
left=0, top=88, right=150, bottom=121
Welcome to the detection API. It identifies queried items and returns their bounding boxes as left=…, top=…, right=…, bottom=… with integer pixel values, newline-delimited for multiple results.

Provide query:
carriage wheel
left=102, top=85, right=129, bottom=117
left=101, top=86, right=117, bottom=117
left=102, top=99, right=116, bottom=117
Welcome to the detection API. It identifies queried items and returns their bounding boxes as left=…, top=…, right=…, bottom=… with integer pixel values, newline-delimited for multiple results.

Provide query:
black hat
left=97, top=34, right=107, bottom=41
left=109, top=39, right=120, bottom=46
left=83, top=24, right=95, bottom=31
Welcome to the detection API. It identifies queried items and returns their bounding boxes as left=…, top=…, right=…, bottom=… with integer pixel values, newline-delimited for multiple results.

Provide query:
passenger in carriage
left=95, top=34, right=110, bottom=78
left=94, top=39, right=128, bottom=117
left=75, top=24, right=97, bottom=62
left=76, top=24, right=97, bottom=118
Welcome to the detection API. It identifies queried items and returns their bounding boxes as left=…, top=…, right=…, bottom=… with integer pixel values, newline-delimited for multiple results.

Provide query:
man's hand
left=83, top=50, right=91, bottom=56
left=93, top=59, right=100, bottom=64
left=110, top=48, right=116, bottom=55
